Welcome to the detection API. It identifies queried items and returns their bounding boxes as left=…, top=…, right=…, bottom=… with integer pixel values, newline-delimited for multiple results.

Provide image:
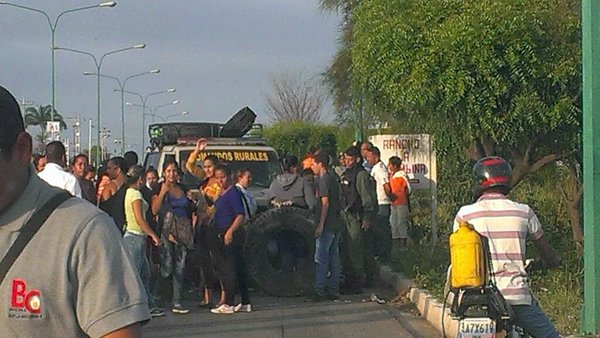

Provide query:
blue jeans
left=155, top=233, right=187, bottom=305
left=512, top=298, right=560, bottom=338
left=123, top=232, right=154, bottom=308
left=314, top=230, right=341, bottom=294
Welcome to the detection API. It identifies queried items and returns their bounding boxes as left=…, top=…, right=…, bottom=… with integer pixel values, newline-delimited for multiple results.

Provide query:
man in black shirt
left=311, top=151, right=343, bottom=301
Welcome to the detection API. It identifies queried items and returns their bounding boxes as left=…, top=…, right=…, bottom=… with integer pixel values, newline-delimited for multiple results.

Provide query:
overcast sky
left=1, top=0, right=340, bottom=156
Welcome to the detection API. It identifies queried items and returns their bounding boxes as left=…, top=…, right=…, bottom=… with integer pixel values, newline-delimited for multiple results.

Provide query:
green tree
left=24, top=105, right=68, bottom=136
left=319, top=0, right=355, bottom=113
left=320, top=0, right=364, bottom=138
left=351, top=0, right=582, bottom=242
left=353, top=0, right=580, bottom=176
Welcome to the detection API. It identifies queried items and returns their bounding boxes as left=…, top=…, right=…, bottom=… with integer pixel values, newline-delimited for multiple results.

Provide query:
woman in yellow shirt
left=123, top=165, right=163, bottom=317
left=195, top=154, right=225, bottom=308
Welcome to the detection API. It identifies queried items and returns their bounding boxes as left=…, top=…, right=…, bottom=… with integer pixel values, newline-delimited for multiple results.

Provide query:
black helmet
left=473, top=156, right=512, bottom=199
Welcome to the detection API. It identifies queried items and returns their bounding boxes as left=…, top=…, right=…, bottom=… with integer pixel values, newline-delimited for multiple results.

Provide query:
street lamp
left=124, top=88, right=176, bottom=154
left=152, top=100, right=179, bottom=122
left=128, top=100, right=179, bottom=122
left=54, top=43, right=146, bottom=166
left=0, top=1, right=117, bottom=121
left=84, top=69, right=160, bottom=154
left=131, top=101, right=180, bottom=122
left=99, top=127, right=111, bottom=162
left=161, top=111, right=189, bottom=122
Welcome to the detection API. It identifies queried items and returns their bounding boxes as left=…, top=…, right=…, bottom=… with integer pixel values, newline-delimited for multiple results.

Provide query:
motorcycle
left=448, top=259, right=544, bottom=338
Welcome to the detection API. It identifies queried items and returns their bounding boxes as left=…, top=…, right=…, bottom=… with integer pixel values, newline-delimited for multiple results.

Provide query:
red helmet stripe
left=481, top=158, right=506, bottom=166
left=481, top=176, right=510, bottom=186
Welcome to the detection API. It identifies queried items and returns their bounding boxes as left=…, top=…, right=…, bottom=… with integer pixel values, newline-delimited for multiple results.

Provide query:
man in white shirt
left=365, top=146, right=392, bottom=263
left=38, top=141, right=82, bottom=198
left=235, top=169, right=257, bottom=219
left=453, top=156, right=560, bottom=338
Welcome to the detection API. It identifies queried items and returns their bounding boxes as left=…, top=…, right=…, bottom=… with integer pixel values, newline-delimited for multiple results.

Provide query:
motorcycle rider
left=453, top=156, right=561, bottom=337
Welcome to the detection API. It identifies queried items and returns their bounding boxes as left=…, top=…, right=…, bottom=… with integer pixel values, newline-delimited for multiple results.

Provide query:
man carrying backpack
left=453, top=156, right=561, bottom=337
left=339, top=146, right=378, bottom=294
left=0, top=85, right=149, bottom=337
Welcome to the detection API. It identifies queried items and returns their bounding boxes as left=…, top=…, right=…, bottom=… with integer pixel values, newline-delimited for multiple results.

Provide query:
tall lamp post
left=159, top=111, right=189, bottom=122
left=582, top=0, right=600, bottom=334
left=152, top=100, right=179, bottom=123
left=0, top=1, right=116, bottom=121
left=128, top=99, right=179, bottom=123
left=123, top=88, right=176, bottom=154
left=84, top=69, right=160, bottom=154
left=54, top=44, right=146, bottom=166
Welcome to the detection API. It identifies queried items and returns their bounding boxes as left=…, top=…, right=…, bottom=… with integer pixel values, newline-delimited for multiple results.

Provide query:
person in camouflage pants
left=339, top=146, right=378, bottom=294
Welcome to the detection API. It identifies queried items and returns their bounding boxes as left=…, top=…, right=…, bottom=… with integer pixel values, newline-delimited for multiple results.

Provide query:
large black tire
left=244, top=207, right=315, bottom=297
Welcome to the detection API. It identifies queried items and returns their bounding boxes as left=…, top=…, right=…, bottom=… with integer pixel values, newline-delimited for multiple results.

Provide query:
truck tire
left=244, top=207, right=315, bottom=297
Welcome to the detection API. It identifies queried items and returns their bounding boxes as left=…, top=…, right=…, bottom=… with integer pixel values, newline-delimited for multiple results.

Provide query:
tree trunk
left=466, top=141, right=484, bottom=161
left=566, top=198, right=584, bottom=250
left=480, top=136, right=496, bottom=156
left=563, top=161, right=584, bottom=250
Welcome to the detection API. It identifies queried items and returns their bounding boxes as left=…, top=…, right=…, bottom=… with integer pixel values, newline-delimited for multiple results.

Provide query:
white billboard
left=368, top=134, right=436, bottom=190
left=369, top=133, right=439, bottom=243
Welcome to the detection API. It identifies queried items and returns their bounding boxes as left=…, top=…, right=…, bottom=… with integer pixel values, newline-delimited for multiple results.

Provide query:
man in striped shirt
left=453, top=156, right=561, bottom=338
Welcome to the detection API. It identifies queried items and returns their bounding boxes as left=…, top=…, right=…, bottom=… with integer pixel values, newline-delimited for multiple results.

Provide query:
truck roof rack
left=148, top=106, right=259, bottom=149
left=175, top=137, right=270, bottom=147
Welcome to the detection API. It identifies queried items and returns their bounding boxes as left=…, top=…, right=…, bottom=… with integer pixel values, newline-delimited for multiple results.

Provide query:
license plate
left=458, top=318, right=496, bottom=338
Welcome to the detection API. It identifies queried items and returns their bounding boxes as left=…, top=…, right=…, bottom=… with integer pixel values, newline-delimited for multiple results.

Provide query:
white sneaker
left=210, top=304, right=235, bottom=314
left=234, top=303, right=252, bottom=313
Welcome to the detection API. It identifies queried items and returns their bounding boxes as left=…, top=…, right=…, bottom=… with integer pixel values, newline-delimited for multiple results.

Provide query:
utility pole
left=354, top=97, right=364, bottom=143
left=88, top=119, right=93, bottom=165
left=73, top=117, right=81, bottom=155
left=582, top=0, right=600, bottom=334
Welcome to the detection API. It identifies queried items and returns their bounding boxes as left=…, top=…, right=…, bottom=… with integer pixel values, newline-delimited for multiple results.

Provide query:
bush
left=263, top=122, right=338, bottom=160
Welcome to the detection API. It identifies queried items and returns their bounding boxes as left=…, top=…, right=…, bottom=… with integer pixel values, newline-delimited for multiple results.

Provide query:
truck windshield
left=179, top=149, right=282, bottom=189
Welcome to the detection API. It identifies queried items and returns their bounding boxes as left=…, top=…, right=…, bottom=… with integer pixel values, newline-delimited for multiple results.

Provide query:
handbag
left=161, top=197, right=195, bottom=250
left=163, top=210, right=195, bottom=250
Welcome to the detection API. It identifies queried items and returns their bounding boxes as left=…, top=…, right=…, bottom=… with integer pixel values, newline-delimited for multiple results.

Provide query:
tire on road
left=244, top=207, right=315, bottom=297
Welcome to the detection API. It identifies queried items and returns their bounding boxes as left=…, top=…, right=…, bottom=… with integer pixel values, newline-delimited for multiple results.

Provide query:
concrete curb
left=379, top=264, right=457, bottom=337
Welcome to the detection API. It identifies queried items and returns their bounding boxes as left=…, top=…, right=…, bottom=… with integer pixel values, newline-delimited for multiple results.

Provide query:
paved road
left=143, top=286, right=441, bottom=338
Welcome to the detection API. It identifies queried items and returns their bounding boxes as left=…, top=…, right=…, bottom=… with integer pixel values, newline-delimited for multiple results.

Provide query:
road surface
left=143, top=285, right=441, bottom=338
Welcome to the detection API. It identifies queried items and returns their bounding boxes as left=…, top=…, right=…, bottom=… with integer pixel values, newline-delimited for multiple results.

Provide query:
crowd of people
left=1, top=83, right=563, bottom=336
left=28, top=128, right=415, bottom=316
left=30, top=140, right=254, bottom=316
left=264, top=142, right=413, bottom=299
